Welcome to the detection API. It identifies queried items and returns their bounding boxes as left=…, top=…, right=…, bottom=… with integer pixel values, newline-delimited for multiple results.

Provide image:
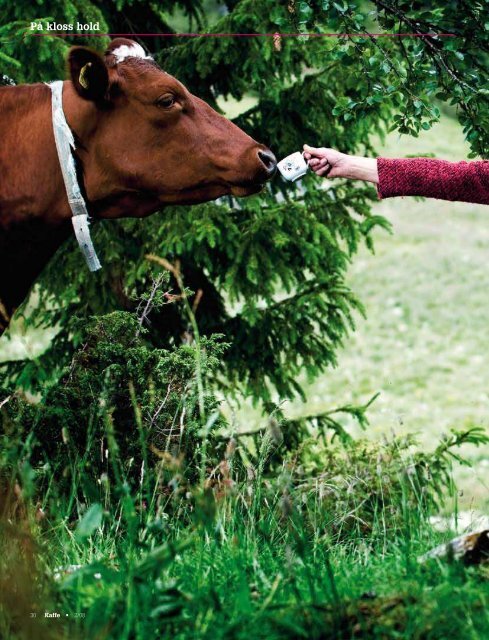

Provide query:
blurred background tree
left=0, top=0, right=487, bottom=411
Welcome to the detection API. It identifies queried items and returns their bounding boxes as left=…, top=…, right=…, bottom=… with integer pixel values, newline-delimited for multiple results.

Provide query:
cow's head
left=65, top=38, right=276, bottom=217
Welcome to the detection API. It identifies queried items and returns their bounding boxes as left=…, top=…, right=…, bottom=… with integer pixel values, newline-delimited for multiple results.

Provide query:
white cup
left=277, top=151, right=309, bottom=182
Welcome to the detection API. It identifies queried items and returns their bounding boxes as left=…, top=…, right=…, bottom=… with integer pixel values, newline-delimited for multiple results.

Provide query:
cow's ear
left=68, top=47, right=109, bottom=102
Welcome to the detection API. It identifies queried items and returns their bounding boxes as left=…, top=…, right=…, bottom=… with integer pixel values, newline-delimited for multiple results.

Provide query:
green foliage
left=283, top=426, right=489, bottom=540
left=298, top=1, right=489, bottom=157
left=1, top=298, right=487, bottom=639
left=4, top=301, right=487, bottom=539
left=74, top=502, right=103, bottom=540
left=1, top=372, right=488, bottom=639
left=1, top=309, right=228, bottom=506
left=3, top=0, right=487, bottom=405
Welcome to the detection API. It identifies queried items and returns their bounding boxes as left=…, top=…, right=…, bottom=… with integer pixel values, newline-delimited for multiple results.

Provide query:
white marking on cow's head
left=111, top=43, right=153, bottom=63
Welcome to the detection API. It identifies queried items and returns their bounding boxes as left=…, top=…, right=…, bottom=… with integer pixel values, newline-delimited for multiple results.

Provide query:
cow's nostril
left=258, top=149, right=277, bottom=177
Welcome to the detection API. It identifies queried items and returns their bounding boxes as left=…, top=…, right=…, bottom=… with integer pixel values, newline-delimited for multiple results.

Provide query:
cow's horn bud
left=79, top=62, right=92, bottom=89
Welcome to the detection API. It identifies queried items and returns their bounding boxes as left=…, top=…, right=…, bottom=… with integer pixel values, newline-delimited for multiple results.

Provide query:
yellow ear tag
left=79, top=62, right=92, bottom=89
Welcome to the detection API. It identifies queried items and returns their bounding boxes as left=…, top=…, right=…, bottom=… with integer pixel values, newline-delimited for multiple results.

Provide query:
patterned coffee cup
left=277, top=151, right=309, bottom=182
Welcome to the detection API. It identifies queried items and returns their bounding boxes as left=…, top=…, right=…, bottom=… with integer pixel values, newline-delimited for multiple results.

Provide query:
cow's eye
left=157, top=94, right=175, bottom=109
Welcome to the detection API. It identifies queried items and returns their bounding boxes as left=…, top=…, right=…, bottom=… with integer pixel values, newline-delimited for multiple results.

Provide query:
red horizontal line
left=30, top=32, right=457, bottom=38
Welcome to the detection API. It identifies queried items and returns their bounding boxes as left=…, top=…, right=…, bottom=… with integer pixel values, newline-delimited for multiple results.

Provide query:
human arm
left=303, top=145, right=489, bottom=205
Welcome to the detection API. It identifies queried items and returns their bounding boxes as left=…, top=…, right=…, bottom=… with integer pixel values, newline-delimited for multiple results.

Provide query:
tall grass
left=1, top=277, right=488, bottom=640
left=2, top=424, right=488, bottom=639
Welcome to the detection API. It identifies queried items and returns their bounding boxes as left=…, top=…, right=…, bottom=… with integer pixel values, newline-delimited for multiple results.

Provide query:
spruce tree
left=1, top=1, right=488, bottom=411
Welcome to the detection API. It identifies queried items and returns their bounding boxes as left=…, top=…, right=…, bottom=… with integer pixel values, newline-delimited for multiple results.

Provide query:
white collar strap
left=48, top=81, right=102, bottom=272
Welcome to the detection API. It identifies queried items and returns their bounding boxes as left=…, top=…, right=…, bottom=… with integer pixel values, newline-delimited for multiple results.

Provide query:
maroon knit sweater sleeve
left=377, top=158, right=489, bottom=205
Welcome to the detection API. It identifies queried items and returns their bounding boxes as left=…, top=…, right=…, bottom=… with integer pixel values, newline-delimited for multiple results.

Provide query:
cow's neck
left=0, top=83, right=74, bottom=328
left=0, top=82, right=160, bottom=335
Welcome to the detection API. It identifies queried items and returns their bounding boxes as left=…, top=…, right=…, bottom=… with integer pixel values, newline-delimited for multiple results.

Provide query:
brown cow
left=0, top=38, right=276, bottom=335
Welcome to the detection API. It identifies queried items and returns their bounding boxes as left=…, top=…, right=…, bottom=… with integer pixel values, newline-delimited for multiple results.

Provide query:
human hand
left=303, top=145, right=348, bottom=178
left=303, top=145, right=379, bottom=184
